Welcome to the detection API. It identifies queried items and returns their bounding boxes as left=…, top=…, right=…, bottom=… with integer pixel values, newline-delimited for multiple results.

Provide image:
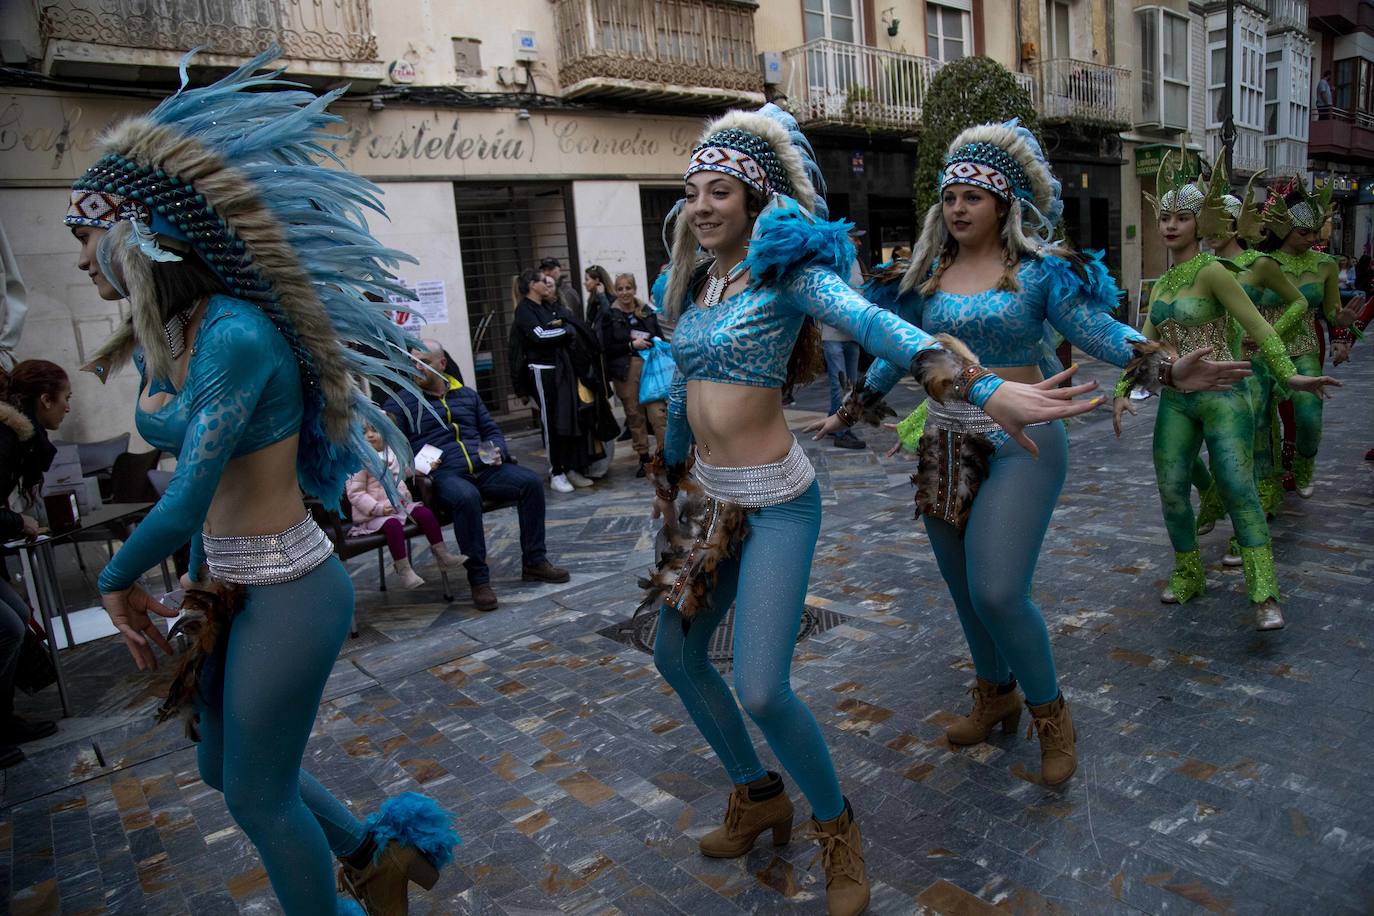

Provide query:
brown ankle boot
left=807, top=800, right=869, bottom=916
left=338, top=842, right=439, bottom=916
left=1026, top=693, right=1076, bottom=786
left=698, top=772, right=794, bottom=858
left=945, top=676, right=1022, bottom=745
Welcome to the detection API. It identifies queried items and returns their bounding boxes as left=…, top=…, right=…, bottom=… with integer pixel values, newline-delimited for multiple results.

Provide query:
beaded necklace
left=163, top=306, right=195, bottom=360
left=702, top=257, right=747, bottom=309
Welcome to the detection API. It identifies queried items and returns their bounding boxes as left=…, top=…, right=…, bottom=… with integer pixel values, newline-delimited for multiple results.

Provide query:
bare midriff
left=991, top=364, right=1042, bottom=385
left=686, top=379, right=795, bottom=468
left=202, top=435, right=308, bottom=539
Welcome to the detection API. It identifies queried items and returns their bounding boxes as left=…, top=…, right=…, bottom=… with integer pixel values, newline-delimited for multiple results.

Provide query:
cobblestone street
left=4, top=356, right=1373, bottom=915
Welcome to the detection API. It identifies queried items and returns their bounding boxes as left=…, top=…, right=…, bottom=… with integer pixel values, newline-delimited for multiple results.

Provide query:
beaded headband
left=941, top=141, right=1032, bottom=204
left=1159, top=184, right=1206, bottom=216
left=685, top=127, right=793, bottom=199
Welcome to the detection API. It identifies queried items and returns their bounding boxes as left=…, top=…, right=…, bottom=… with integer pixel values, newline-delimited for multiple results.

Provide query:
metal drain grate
left=599, top=604, right=850, bottom=665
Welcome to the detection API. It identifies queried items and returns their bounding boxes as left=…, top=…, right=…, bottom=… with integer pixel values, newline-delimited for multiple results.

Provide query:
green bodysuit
left=1135, top=253, right=1298, bottom=605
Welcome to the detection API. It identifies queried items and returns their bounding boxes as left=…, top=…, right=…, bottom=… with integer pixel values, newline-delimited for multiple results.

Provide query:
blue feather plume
left=364, top=792, right=461, bottom=870
left=744, top=197, right=854, bottom=285
left=135, top=47, right=434, bottom=508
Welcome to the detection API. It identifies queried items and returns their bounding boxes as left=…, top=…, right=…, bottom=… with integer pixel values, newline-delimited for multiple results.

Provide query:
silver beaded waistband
left=692, top=438, right=815, bottom=508
left=202, top=515, right=334, bottom=585
left=927, top=399, right=1002, bottom=436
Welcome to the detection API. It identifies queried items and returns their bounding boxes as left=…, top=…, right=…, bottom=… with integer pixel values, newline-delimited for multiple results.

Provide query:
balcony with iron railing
left=1265, top=0, right=1308, bottom=32
left=38, top=0, right=383, bottom=83
left=1029, top=58, right=1132, bottom=127
left=1265, top=137, right=1307, bottom=177
left=779, top=39, right=1034, bottom=134
left=552, top=0, right=763, bottom=107
left=780, top=39, right=938, bottom=132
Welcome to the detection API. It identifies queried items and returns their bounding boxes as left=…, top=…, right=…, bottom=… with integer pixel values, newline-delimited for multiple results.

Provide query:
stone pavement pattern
left=3, top=355, right=1373, bottom=915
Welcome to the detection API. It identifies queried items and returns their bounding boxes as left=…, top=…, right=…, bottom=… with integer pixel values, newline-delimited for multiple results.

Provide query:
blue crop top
left=863, top=254, right=1145, bottom=398
left=99, top=295, right=303, bottom=593
left=662, top=264, right=999, bottom=464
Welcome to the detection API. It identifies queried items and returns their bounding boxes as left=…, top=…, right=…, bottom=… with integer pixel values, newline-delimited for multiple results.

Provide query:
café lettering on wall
left=0, top=89, right=701, bottom=184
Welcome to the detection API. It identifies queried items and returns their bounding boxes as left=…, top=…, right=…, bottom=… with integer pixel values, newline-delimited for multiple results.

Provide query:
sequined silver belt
left=202, top=515, right=334, bottom=585
left=692, top=438, right=815, bottom=508
left=926, top=399, right=1003, bottom=436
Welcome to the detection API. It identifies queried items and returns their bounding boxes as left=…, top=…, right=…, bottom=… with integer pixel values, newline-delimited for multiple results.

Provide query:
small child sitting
left=345, top=425, right=462, bottom=588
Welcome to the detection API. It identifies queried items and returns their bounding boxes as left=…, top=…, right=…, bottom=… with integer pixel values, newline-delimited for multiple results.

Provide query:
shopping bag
left=638, top=340, right=674, bottom=404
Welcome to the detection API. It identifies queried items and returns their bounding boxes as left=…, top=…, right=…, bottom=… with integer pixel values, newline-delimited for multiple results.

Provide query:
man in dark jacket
left=384, top=340, right=569, bottom=611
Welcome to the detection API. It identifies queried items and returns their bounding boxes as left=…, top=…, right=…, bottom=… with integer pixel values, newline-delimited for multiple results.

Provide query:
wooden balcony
left=1310, top=108, right=1374, bottom=165
left=37, top=0, right=383, bottom=84
left=1030, top=58, right=1132, bottom=128
left=552, top=0, right=764, bottom=108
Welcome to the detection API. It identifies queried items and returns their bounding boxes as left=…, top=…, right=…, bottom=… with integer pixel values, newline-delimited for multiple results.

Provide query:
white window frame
left=804, top=0, right=864, bottom=45
left=1136, top=6, right=1190, bottom=130
left=1205, top=10, right=1264, bottom=133
left=926, top=0, right=973, bottom=64
left=1046, top=0, right=1073, bottom=60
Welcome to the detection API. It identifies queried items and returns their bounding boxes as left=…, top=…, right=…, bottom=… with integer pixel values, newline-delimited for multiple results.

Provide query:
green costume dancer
left=1113, top=151, right=1337, bottom=631
left=1254, top=178, right=1364, bottom=498
left=1192, top=174, right=1308, bottom=542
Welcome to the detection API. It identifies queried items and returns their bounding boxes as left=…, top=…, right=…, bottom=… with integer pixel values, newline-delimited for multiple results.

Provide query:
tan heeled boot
left=945, top=676, right=1023, bottom=745
left=336, top=792, right=458, bottom=916
left=698, top=771, right=794, bottom=858
left=807, top=800, right=869, bottom=916
left=338, top=843, right=439, bottom=915
left=1026, top=693, right=1076, bottom=786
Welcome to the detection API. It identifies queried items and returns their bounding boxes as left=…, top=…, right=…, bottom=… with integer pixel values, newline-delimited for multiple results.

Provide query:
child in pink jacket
left=346, top=425, right=462, bottom=588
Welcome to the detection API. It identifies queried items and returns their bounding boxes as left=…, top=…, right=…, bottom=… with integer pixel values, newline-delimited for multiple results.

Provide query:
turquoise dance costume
left=864, top=255, right=1144, bottom=706
left=651, top=108, right=960, bottom=827
left=69, top=50, right=456, bottom=915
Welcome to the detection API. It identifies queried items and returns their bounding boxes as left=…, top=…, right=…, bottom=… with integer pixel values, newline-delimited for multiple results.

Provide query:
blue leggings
left=653, top=481, right=844, bottom=821
left=196, top=557, right=367, bottom=915
left=922, top=423, right=1067, bottom=707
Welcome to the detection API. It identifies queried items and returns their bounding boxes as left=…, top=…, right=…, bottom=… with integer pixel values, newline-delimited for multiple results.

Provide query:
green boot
left=1195, top=482, right=1227, bottom=535
left=1240, top=543, right=1284, bottom=630
left=1293, top=455, right=1315, bottom=498
left=1162, top=550, right=1205, bottom=604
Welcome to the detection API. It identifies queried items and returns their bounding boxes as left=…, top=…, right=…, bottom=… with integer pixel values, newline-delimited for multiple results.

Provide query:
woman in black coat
left=595, top=273, right=667, bottom=476
left=0, top=360, right=69, bottom=767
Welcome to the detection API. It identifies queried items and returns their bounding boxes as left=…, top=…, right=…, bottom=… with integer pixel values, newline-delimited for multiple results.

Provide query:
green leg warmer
left=1292, top=453, right=1315, bottom=490
left=1170, top=549, right=1206, bottom=603
left=1240, top=542, right=1280, bottom=604
left=1257, top=476, right=1284, bottom=516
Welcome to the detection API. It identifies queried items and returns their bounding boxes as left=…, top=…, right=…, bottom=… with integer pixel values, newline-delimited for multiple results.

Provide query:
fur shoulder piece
left=1030, top=249, right=1120, bottom=313
left=0, top=402, right=34, bottom=442
left=744, top=197, right=854, bottom=286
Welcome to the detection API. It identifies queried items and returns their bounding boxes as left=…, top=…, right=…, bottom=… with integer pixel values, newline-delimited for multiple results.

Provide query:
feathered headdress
left=65, top=48, right=424, bottom=503
left=1261, top=174, right=1334, bottom=239
left=902, top=119, right=1062, bottom=294
left=661, top=104, right=828, bottom=318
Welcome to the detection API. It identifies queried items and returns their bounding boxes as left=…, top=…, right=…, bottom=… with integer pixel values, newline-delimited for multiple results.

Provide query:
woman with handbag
left=596, top=273, right=667, bottom=477
left=0, top=360, right=69, bottom=767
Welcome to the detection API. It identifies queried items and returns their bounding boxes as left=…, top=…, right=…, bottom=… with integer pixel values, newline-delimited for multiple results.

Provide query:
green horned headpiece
left=1197, top=157, right=1265, bottom=244
left=1145, top=138, right=1204, bottom=218
left=1261, top=174, right=1334, bottom=238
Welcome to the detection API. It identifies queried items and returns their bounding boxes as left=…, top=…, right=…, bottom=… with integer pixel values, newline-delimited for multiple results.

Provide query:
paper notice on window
left=386, top=280, right=449, bottom=330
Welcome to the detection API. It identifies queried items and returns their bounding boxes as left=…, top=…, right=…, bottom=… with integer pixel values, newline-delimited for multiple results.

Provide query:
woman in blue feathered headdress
left=808, top=121, right=1253, bottom=788
left=64, top=49, right=456, bottom=915
left=644, top=106, right=1106, bottom=915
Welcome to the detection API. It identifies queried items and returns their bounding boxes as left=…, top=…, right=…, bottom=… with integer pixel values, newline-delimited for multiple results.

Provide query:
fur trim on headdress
left=662, top=105, right=820, bottom=319
left=69, top=48, right=425, bottom=506
left=904, top=120, right=1059, bottom=294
